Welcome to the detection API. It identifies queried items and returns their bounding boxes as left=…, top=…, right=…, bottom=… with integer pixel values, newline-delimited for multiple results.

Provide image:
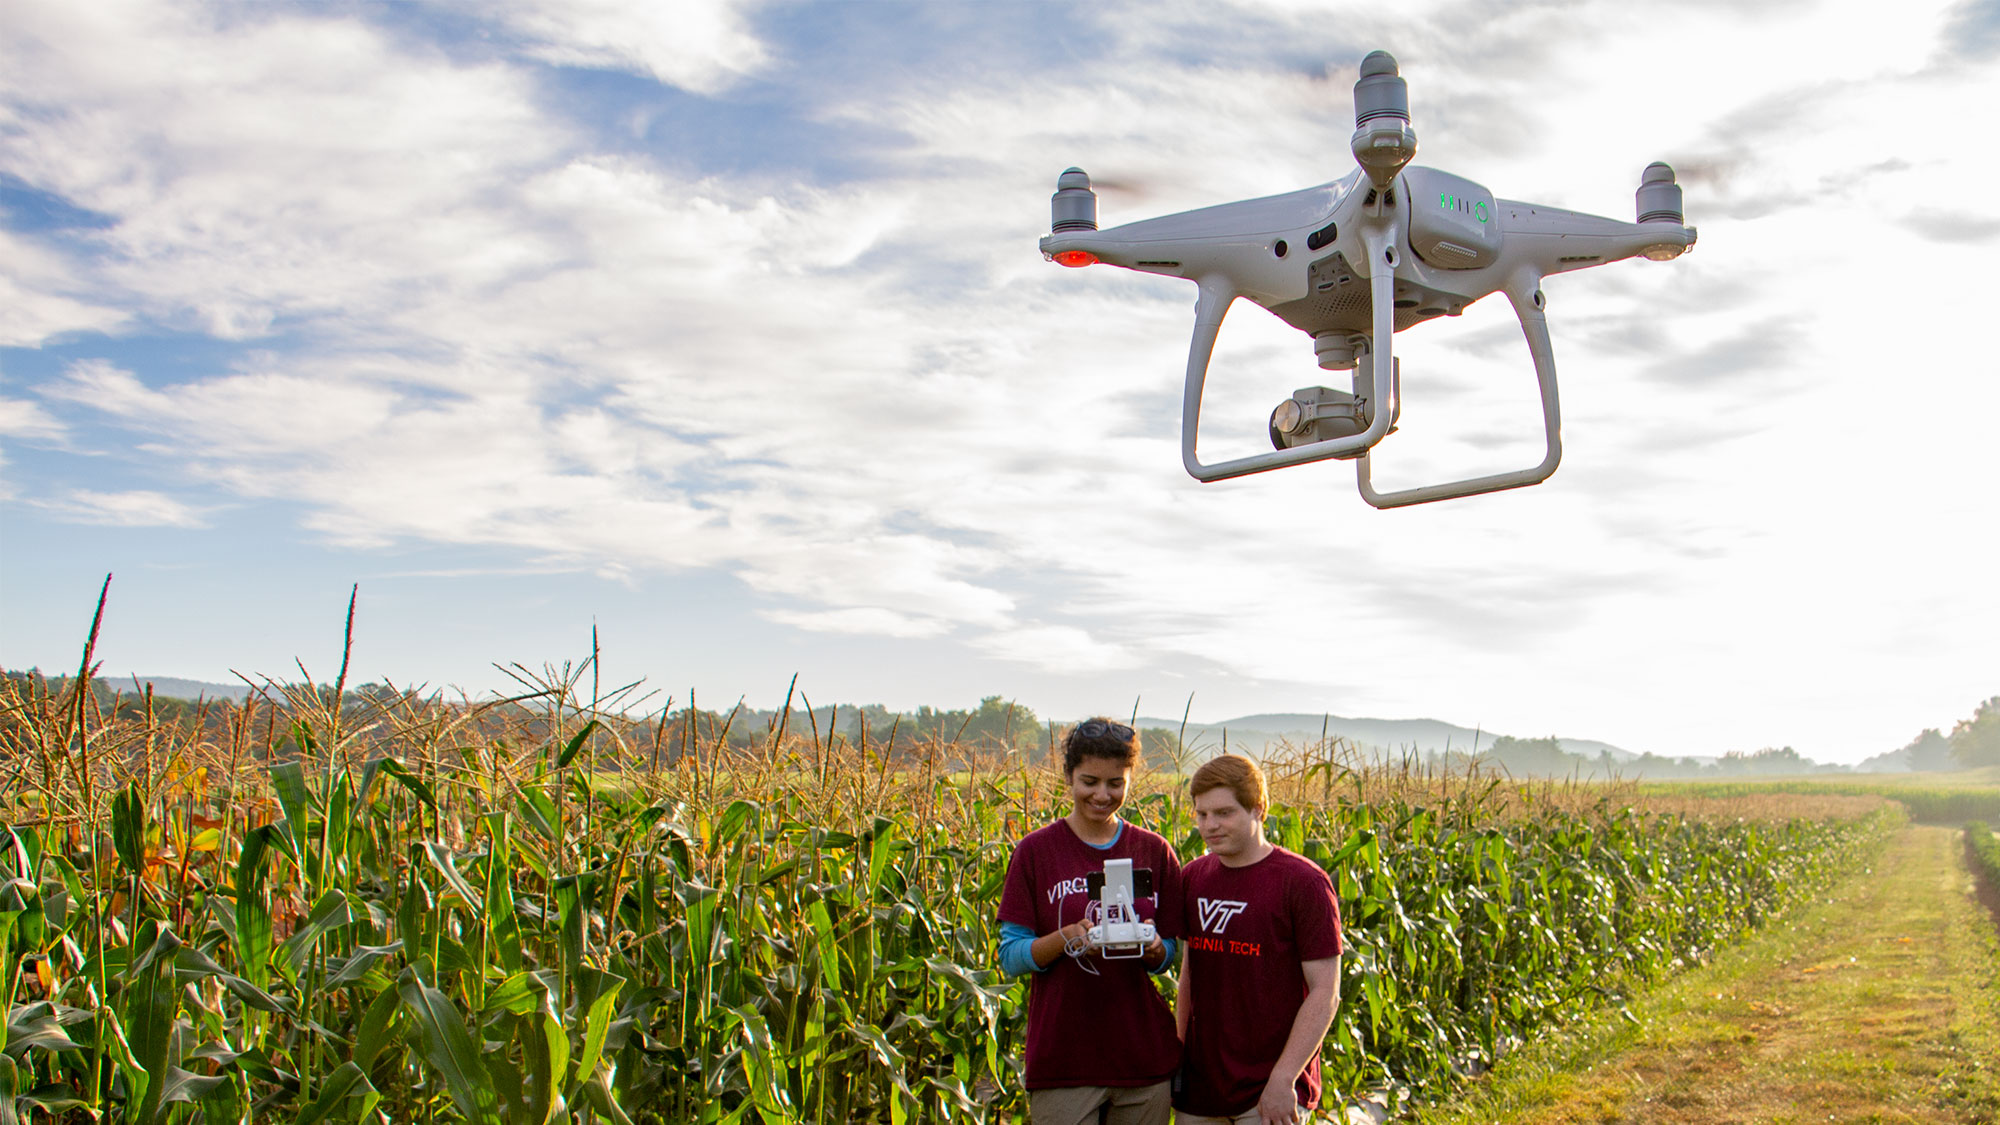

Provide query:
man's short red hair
left=1189, top=753, right=1267, bottom=815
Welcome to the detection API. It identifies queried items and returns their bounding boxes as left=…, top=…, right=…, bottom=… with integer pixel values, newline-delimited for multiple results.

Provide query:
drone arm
left=1355, top=276, right=1562, bottom=508
left=1182, top=227, right=1400, bottom=482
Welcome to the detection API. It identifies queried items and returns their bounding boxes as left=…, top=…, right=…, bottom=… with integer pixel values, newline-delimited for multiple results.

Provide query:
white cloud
left=975, top=624, right=1142, bottom=673
left=0, top=396, right=67, bottom=442
left=33, top=488, right=209, bottom=527
left=479, top=0, right=770, bottom=93
left=0, top=233, right=130, bottom=345
left=762, top=606, right=952, bottom=639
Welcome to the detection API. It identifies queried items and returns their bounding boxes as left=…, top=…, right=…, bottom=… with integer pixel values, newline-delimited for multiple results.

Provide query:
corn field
left=0, top=657, right=1894, bottom=1124
left=1967, top=822, right=2000, bottom=889
left=1637, top=778, right=2000, bottom=826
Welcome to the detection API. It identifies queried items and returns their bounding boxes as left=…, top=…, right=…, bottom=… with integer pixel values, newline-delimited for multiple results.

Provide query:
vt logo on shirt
left=1196, top=897, right=1249, bottom=934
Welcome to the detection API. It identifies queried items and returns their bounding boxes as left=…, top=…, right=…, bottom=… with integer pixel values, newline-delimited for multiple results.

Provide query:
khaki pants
left=1173, top=1105, right=1317, bottom=1124
left=1030, top=1080, right=1173, bottom=1125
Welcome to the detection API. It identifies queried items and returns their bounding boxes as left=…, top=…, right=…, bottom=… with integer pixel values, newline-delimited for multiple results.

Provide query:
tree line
left=8, top=668, right=1993, bottom=777
left=1891, top=695, right=2000, bottom=770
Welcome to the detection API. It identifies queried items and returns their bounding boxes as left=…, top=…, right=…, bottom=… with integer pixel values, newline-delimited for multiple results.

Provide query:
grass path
left=1412, top=825, right=2000, bottom=1124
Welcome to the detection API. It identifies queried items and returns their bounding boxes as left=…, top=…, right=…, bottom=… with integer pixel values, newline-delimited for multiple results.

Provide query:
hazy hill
left=119, top=675, right=256, bottom=702
left=1134, top=711, right=1644, bottom=762
left=57, top=680, right=1642, bottom=763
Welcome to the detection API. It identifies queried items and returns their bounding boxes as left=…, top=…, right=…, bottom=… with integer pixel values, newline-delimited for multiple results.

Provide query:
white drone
left=1039, top=51, right=1696, bottom=508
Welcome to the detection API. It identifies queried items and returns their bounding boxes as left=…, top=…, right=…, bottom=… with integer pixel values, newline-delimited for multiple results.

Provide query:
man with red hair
left=1174, top=754, right=1343, bottom=1125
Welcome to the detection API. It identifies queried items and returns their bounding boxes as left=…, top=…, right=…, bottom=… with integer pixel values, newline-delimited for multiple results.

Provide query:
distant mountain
left=1132, top=711, right=1641, bottom=762
left=115, top=675, right=255, bottom=702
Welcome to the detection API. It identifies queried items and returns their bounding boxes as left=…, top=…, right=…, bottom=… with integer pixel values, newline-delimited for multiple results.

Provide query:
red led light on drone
left=1053, top=249, right=1098, bottom=268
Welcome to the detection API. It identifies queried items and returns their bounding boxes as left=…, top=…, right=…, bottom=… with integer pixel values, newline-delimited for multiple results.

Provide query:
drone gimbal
left=1039, top=51, right=1696, bottom=508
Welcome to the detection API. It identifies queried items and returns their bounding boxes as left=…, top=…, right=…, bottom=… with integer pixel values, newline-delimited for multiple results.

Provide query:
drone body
left=1039, top=51, right=1696, bottom=508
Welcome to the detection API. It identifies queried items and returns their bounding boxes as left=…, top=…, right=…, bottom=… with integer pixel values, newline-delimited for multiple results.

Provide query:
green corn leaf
left=676, top=881, right=718, bottom=965
left=555, top=720, right=601, bottom=769
left=4, top=1004, right=80, bottom=1058
left=568, top=970, right=625, bottom=1096
left=711, top=799, right=758, bottom=855
left=555, top=877, right=585, bottom=983
left=233, top=824, right=276, bottom=986
left=807, top=899, right=841, bottom=990
left=277, top=889, right=358, bottom=977
left=865, top=818, right=896, bottom=901
left=484, top=818, right=522, bottom=974
left=519, top=973, right=570, bottom=1125
left=516, top=790, right=560, bottom=842
left=353, top=983, right=401, bottom=1072
left=325, top=771, right=352, bottom=875
left=435, top=934, right=481, bottom=977
left=578, top=1072, right=635, bottom=1125
left=362, top=756, right=439, bottom=811
left=922, top=957, right=999, bottom=1029
left=14, top=1088, right=89, bottom=1118
left=172, top=943, right=293, bottom=1015
left=110, top=783, right=148, bottom=878
left=483, top=971, right=551, bottom=1017
left=2, top=828, right=35, bottom=880
left=397, top=969, right=501, bottom=1125
left=323, top=941, right=402, bottom=990
left=157, top=1065, right=232, bottom=1110
left=851, top=1022, right=905, bottom=1070
left=397, top=865, right=433, bottom=954
left=0, top=1054, right=18, bottom=1125
left=293, top=1060, right=380, bottom=1125
left=269, top=760, right=311, bottom=858
left=124, top=942, right=181, bottom=1124
left=423, top=842, right=484, bottom=914
left=0, top=877, right=34, bottom=915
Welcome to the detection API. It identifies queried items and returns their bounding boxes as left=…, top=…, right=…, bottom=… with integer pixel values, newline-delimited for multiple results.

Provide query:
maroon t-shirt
left=997, top=819, right=1184, bottom=1089
left=1176, top=846, right=1343, bottom=1117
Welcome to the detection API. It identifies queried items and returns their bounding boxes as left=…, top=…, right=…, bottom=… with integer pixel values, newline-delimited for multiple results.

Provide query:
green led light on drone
left=1440, top=194, right=1490, bottom=223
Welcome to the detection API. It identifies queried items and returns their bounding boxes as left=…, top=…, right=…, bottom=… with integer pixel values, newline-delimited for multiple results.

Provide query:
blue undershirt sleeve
left=1149, top=936, right=1178, bottom=975
left=999, top=920, right=1046, bottom=976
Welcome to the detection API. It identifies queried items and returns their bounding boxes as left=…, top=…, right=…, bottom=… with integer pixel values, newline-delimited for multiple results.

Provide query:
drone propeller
left=1085, top=175, right=1153, bottom=199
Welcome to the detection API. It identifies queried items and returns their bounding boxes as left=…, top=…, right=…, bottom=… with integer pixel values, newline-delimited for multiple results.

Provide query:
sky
left=2, top=0, right=1996, bottom=764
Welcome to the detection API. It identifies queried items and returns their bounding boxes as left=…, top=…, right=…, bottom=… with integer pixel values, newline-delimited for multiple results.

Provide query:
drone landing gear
left=1182, top=262, right=1563, bottom=508
left=1180, top=227, right=1403, bottom=483
left=1356, top=278, right=1563, bottom=509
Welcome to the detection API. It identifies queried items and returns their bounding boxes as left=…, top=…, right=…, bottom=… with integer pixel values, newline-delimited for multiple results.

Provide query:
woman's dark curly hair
left=1061, top=717, right=1140, bottom=777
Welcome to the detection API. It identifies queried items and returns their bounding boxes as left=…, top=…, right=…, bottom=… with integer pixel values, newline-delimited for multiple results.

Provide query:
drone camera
left=1269, top=385, right=1369, bottom=454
